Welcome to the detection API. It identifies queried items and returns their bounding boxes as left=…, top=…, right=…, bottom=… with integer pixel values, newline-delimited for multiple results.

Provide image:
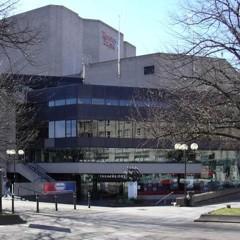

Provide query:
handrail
left=155, top=192, right=174, bottom=205
left=17, top=185, right=43, bottom=196
left=26, top=163, right=55, bottom=182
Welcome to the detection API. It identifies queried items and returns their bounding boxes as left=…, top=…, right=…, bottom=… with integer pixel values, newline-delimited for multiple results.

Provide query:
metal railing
left=16, top=184, right=43, bottom=196
left=155, top=192, right=174, bottom=205
left=14, top=185, right=78, bottom=213
left=26, top=163, right=55, bottom=182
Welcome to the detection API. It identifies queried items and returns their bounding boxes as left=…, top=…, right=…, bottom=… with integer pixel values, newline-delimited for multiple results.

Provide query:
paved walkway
left=1, top=198, right=240, bottom=239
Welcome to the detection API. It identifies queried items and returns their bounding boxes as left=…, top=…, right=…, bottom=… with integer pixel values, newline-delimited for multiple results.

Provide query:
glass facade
left=39, top=84, right=240, bottom=197
left=36, top=147, right=240, bottom=188
left=54, top=121, right=65, bottom=138
left=40, top=148, right=173, bottom=163
left=48, top=97, right=165, bottom=108
left=66, top=98, right=77, bottom=105
left=48, top=120, right=149, bottom=139
left=66, top=120, right=77, bottom=137
left=48, top=120, right=77, bottom=138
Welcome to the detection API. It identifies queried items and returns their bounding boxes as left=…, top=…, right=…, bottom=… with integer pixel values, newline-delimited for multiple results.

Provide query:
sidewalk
left=1, top=198, right=240, bottom=240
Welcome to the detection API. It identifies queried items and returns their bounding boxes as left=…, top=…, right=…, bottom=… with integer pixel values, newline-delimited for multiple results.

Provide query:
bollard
left=87, top=191, right=91, bottom=208
left=73, top=193, right=77, bottom=210
left=54, top=195, right=58, bottom=211
left=12, top=194, right=15, bottom=214
left=36, top=194, right=39, bottom=213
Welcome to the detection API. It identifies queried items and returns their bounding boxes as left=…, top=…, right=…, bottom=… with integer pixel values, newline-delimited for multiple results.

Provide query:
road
left=0, top=199, right=240, bottom=239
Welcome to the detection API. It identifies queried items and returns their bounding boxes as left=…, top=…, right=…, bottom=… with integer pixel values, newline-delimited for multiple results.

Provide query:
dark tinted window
left=144, top=65, right=154, bottom=75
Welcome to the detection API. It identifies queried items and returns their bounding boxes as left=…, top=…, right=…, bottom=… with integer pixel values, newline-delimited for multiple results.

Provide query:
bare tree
left=0, top=1, right=40, bottom=164
left=0, top=0, right=40, bottom=70
left=132, top=0, right=240, bottom=147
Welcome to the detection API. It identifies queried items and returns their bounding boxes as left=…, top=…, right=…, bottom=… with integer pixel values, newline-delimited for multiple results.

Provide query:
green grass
left=210, top=208, right=240, bottom=216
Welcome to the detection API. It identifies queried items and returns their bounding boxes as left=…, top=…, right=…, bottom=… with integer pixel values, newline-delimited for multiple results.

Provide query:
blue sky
left=15, top=0, right=183, bottom=56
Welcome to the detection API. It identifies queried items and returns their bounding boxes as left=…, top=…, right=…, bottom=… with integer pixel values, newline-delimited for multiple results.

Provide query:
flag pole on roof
left=117, top=15, right=121, bottom=78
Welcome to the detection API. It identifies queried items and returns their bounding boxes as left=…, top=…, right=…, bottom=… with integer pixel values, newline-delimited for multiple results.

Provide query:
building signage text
left=102, top=31, right=117, bottom=50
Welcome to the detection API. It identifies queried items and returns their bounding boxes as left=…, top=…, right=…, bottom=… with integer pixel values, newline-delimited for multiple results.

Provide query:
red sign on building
left=102, top=31, right=117, bottom=50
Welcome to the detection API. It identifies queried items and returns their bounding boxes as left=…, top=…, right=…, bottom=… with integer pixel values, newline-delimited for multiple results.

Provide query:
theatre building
left=24, top=74, right=202, bottom=199
left=4, top=5, right=240, bottom=200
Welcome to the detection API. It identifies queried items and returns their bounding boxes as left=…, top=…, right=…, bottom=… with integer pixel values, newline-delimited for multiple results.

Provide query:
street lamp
left=0, top=168, right=2, bottom=214
left=6, top=149, right=24, bottom=213
left=174, top=143, right=198, bottom=205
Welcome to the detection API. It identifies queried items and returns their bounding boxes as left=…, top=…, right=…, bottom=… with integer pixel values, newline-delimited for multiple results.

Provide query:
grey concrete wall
left=82, top=19, right=125, bottom=63
left=82, top=20, right=99, bottom=64
left=0, top=5, right=51, bottom=75
left=85, top=53, right=161, bottom=88
left=57, top=6, right=84, bottom=76
left=21, top=162, right=202, bottom=174
left=97, top=20, right=124, bottom=62
left=0, top=5, right=135, bottom=76
left=124, top=41, right=136, bottom=58
left=85, top=53, right=231, bottom=89
left=13, top=5, right=85, bottom=76
left=177, top=188, right=240, bottom=206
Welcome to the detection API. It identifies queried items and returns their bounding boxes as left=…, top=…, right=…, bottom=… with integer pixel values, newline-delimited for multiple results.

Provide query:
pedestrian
left=4, top=178, right=11, bottom=197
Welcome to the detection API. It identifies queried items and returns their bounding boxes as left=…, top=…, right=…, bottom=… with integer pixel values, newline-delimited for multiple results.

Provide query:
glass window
left=66, top=120, right=77, bottom=137
left=71, top=120, right=76, bottom=137
left=137, top=128, right=141, bottom=135
left=124, top=129, right=130, bottom=138
left=78, top=98, right=92, bottom=104
left=135, top=100, right=146, bottom=107
left=92, top=120, right=98, bottom=137
left=144, top=65, right=155, bottom=75
left=92, top=98, right=105, bottom=105
left=66, top=120, right=71, bottom=137
left=55, top=121, right=65, bottom=138
left=117, top=121, right=125, bottom=137
left=106, top=99, right=119, bottom=106
left=106, top=120, right=117, bottom=137
left=118, top=130, right=122, bottom=137
left=66, top=98, right=77, bottom=105
left=48, top=121, right=55, bottom=138
left=48, top=100, right=55, bottom=107
left=55, top=99, right=66, bottom=106
left=98, top=131, right=105, bottom=137
left=98, top=121, right=105, bottom=137
left=78, top=120, right=93, bottom=137
left=119, top=99, right=132, bottom=106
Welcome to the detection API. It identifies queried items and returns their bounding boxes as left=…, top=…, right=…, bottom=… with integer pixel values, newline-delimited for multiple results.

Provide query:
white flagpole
left=117, top=15, right=121, bottom=78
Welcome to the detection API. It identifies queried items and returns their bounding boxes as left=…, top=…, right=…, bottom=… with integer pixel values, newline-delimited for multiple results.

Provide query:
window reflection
left=66, top=98, right=77, bottom=105
left=106, top=99, right=119, bottom=106
left=48, top=120, right=152, bottom=139
left=48, top=97, right=165, bottom=108
left=48, top=120, right=76, bottom=138
left=77, top=120, right=149, bottom=139
left=55, top=121, right=65, bottom=138
left=92, top=98, right=105, bottom=105
left=48, top=121, right=54, bottom=138
left=55, top=99, right=66, bottom=106
left=78, top=98, right=92, bottom=104
left=66, top=120, right=76, bottom=137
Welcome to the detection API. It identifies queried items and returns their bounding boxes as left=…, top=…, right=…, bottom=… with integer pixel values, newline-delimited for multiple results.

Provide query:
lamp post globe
left=174, top=142, right=198, bottom=206
left=181, top=144, right=188, bottom=151
left=18, top=150, right=24, bottom=155
left=174, top=143, right=182, bottom=150
left=6, top=149, right=16, bottom=155
left=190, top=143, right=198, bottom=151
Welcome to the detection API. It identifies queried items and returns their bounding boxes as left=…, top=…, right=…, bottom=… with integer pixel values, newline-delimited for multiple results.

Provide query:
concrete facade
left=0, top=5, right=136, bottom=76
left=8, top=162, right=202, bottom=175
left=84, top=53, right=234, bottom=89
